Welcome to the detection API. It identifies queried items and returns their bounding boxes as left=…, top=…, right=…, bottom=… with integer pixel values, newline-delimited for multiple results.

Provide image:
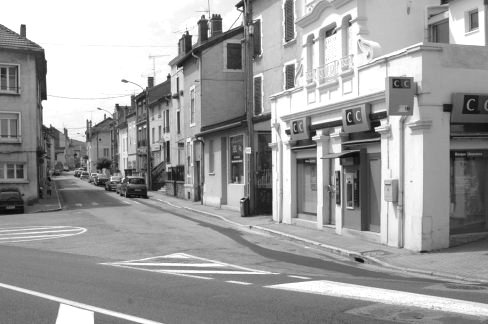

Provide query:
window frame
left=0, top=111, right=22, bottom=143
left=0, top=64, right=20, bottom=94
left=283, top=0, right=296, bottom=44
left=189, top=86, right=196, bottom=127
left=223, top=40, right=243, bottom=72
left=467, top=8, right=479, bottom=32
left=0, top=162, right=27, bottom=182
left=229, top=135, right=244, bottom=184
left=284, top=61, right=296, bottom=90
left=253, top=17, right=263, bottom=58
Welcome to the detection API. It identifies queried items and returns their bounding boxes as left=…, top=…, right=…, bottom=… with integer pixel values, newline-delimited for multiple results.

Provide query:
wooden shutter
left=227, top=43, right=242, bottom=69
left=253, top=19, right=261, bottom=57
left=284, top=0, right=295, bottom=42
left=254, top=76, right=263, bottom=115
left=285, top=64, right=295, bottom=90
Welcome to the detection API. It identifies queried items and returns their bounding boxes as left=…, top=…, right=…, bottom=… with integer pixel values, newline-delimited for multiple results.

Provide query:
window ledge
left=0, top=179, right=28, bottom=184
left=0, top=91, right=21, bottom=96
left=465, top=28, right=479, bottom=36
left=208, top=172, right=215, bottom=176
left=0, top=138, right=22, bottom=144
left=284, top=38, right=297, bottom=48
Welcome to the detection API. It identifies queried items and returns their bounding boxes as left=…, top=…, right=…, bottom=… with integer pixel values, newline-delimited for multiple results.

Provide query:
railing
left=316, top=55, right=354, bottom=84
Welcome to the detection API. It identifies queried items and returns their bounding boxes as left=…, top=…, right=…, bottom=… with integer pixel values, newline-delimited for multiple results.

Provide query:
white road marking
left=288, top=275, right=311, bottom=280
left=267, top=280, right=488, bottom=317
left=56, top=304, right=94, bottom=324
left=0, top=226, right=86, bottom=243
left=75, top=203, right=83, bottom=207
left=0, top=282, right=164, bottom=324
left=91, top=202, right=99, bottom=206
left=226, top=281, right=253, bottom=286
left=102, top=253, right=276, bottom=279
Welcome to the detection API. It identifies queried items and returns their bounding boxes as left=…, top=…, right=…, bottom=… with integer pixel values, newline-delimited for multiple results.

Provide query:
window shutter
left=285, top=64, right=295, bottom=90
left=227, top=43, right=242, bottom=70
left=253, top=19, right=261, bottom=57
left=284, top=0, right=295, bottom=42
left=254, top=76, right=263, bottom=115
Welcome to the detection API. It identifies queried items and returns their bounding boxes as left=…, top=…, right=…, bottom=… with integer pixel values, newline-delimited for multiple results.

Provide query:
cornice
left=297, top=0, right=351, bottom=28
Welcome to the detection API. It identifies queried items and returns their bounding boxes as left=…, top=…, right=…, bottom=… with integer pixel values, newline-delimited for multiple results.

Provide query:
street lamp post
left=121, top=79, right=151, bottom=190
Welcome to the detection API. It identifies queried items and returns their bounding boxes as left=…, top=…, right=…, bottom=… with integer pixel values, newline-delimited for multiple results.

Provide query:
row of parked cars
left=74, top=170, right=148, bottom=199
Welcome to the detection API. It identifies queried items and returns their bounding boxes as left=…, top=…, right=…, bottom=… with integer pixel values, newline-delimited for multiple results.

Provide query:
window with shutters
left=190, top=86, right=196, bottom=126
left=253, top=75, right=263, bottom=116
left=285, top=63, right=295, bottom=90
left=284, top=0, right=295, bottom=43
left=225, top=42, right=242, bottom=70
left=253, top=19, right=262, bottom=57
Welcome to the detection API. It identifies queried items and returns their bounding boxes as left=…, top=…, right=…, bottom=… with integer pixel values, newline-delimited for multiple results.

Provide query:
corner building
left=271, top=0, right=488, bottom=251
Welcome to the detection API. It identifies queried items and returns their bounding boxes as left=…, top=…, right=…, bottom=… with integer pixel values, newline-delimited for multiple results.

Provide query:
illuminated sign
left=290, top=117, right=311, bottom=141
left=342, top=104, right=371, bottom=133
left=386, top=77, right=415, bottom=116
left=452, top=93, right=488, bottom=123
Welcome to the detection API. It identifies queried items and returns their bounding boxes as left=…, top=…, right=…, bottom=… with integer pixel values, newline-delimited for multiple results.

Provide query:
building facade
left=0, top=24, right=47, bottom=203
left=86, top=117, right=113, bottom=174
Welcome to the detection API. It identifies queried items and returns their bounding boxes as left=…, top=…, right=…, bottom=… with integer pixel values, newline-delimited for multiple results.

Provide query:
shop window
left=0, top=65, right=19, bottom=93
left=230, top=135, right=243, bottom=184
left=450, top=151, right=488, bottom=234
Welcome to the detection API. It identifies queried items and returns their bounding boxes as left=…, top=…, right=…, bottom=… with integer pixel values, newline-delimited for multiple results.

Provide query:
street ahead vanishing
left=1, top=174, right=487, bottom=324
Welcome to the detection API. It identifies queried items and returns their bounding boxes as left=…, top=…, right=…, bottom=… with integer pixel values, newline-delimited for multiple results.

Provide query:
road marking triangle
left=56, top=303, right=94, bottom=324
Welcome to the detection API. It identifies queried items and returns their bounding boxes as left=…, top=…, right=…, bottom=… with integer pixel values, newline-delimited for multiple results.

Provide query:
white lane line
left=0, top=282, right=165, bottom=324
left=0, top=229, right=84, bottom=237
left=56, top=303, right=94, bottom=324
left=157, top=270, right=269, bottom=275
left=91, top=202, right=99, bottom=206
left=226, top=281, right=253, bottom=286
left=75, top=203, right=83, bottom=207
left=0, top=226, right=87, bottom=243
left=288, top=275, right=311, bottom=280
left=118, top=262, right=226, bottom=267
left=0, top=226, right=60, bottom=232
left=106, top=263, right=214, bottom=280
left=267, top=280, right=488, bottom=317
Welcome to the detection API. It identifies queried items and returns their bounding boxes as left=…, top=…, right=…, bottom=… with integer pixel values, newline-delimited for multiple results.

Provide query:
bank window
left=0, top=65, right=19, bottom=93
left=468, top=9, right=479, bottom=32
left=450, top=151, right=488, bottom=235
left=0, top=112, right=20, bottom=142
left=0, top=163, right=25, bottom=180
left=230, top=135, right=243, bottom=184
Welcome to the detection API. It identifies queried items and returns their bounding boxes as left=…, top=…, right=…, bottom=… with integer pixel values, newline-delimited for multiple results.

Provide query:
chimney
left=148, top=76, right=154, bottom=88
left=198, top=15, right=209, bottom=43
left=179, top=31, right=193, bottom=55
left=167, top=73, right=171, bottom=80
left=210, top=14, right=223, bottom=37
left=20, top=24, right=26, bottom=38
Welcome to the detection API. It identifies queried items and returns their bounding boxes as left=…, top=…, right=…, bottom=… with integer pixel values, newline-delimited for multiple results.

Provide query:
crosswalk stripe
left=267, top=280, right=488, bottom=317
left=56, top=304, right=94, bottom=324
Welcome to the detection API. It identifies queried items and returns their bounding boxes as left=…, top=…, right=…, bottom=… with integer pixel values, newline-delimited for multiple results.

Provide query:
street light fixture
left=121, top=79, right=151, bottom=190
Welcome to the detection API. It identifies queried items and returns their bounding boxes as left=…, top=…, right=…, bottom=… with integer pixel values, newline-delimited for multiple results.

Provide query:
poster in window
left=231, top=136, right=243, bottom=163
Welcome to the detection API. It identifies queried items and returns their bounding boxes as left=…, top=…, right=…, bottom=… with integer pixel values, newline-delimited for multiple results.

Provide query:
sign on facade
left=342, top=104, right=371, bottom=133
left=290, top=117, right=311, bottom=141
left=386, top=77, right=415, bottom=116
left=451, top=93, right=488, bottom=123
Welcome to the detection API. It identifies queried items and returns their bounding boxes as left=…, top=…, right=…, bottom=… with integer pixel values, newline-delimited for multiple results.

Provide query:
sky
left=2, top=0, right=242, bottom=142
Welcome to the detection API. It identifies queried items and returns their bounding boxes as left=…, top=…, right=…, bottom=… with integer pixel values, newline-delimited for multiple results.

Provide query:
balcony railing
left=312, top=54, right=354, bottom=85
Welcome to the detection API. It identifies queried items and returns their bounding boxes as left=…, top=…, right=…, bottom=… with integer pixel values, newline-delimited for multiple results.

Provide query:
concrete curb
left=154, top=196, right=488, bottom=285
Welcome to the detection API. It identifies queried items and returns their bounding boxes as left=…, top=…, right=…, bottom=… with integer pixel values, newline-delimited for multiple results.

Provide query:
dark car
left=105, top=176, right=121, bottom=191
left=80, top=171, right=90, bottom=180
left=0, top=188, right=24, bottom=214
left=119, top=176, right=148, bottom=198
left=95, top=174, right=109, bottom=186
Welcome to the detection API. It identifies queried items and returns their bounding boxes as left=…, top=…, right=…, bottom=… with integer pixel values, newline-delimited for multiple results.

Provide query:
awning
left=321, top=150, right=360, bottom=159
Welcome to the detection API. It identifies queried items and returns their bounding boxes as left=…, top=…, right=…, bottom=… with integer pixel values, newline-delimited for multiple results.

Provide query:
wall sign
left=290, top=117, right=311, bottom=141
left=386, top=76, right=415, bottom=116
left=451, top=93, right=488, bottom=123
left=342, top=104, right=371, bottom=133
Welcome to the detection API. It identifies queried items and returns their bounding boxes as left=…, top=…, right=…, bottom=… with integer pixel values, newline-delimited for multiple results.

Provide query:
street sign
left=451, top=93, right=488, bottom=123
left=342, top=104, right=371, bottom=133
left=386, top=77, right=415, bottom=116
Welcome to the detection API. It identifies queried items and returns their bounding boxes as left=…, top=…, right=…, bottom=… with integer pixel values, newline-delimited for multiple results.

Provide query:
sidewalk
left=28, top=184, right=488, bottom=284
left=25, top=181, right=62, bottom=214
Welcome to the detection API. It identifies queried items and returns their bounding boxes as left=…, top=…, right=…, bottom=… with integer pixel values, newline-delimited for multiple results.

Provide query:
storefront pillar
left=269, top=142, right=281, bottom=223
left=282, top=139, right=296, bottom=224
left=329, top=128, right=348, bottom=235
left=375, top=121, right=392, bottom=246
left=313, top=130, right=330, bottom=230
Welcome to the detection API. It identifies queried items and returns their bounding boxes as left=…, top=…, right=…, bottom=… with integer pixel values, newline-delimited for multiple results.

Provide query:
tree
left=96, top=158, right=112, bottom=171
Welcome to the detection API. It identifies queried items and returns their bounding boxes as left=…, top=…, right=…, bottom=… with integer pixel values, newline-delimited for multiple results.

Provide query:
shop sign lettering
left=386, top=76, right=415, bottom=116
left=290, top=117, right=310, bottom=141
left=452, top=93, right=488, bottom=123
left=342, top=104, right=371, bottom=133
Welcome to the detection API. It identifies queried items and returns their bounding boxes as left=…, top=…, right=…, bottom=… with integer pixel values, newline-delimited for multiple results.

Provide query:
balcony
left=316, top=55, right=354, bottom=84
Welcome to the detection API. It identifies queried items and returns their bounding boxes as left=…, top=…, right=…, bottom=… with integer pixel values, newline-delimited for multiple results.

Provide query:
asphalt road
left=0, top=174, right=487, bottom=323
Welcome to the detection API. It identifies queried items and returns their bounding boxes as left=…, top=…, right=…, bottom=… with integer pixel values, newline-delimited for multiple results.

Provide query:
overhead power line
left=48, top=93, right=133, bottom=100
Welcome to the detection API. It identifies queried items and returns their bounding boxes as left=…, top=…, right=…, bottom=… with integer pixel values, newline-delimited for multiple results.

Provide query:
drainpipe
left=398, top=116, right=407, bottom=248
left=485, top=0, right=488, bottom=45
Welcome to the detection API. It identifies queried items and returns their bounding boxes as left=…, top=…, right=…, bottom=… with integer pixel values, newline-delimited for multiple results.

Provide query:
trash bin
left=240, top=197, right=249, bottom=217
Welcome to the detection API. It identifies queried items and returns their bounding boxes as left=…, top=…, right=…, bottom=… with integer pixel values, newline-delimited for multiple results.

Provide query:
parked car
left=105, top=176, right=121, bottom=191
left=89, top=173, right=98, bottom=183
left=74, top=169, right=82, bottom=177
left=0, top=188, right=24, bottom=214
left=95, top=174, right=109, bottom=186
left=119, top=176, right=148, bottom=198
left=80, top=171, right=90, bottom=180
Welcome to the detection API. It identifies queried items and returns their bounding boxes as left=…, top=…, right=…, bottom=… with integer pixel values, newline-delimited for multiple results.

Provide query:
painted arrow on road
left=102, top=253, right=276, bottom=279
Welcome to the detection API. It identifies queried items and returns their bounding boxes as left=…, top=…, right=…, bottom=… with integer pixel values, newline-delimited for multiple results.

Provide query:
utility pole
left=243, top=0, right=256, bottom=215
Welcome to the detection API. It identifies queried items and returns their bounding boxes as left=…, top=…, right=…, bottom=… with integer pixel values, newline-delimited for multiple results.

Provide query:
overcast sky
left=2, top=0, right=242, bottom=141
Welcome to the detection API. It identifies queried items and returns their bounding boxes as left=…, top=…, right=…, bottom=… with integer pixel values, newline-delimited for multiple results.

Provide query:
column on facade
left=281, top=139, right=296, bottom=224
left=313, top=130, right=330, bottom=230
left=329, top=127, right=347, bottom=235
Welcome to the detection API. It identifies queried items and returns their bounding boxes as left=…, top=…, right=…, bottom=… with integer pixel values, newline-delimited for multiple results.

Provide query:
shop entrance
left=297, top=158, right=317, bottom=218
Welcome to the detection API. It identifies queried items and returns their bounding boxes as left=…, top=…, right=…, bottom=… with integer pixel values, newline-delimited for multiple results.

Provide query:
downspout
left=485, top=0, right=488, bottom=45
left=398, top=116, right=407, bottom=248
